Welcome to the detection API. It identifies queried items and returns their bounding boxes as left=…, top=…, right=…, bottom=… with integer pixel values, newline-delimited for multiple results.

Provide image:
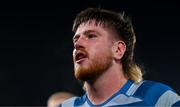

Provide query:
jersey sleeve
left=155, top=90, right=180, bottom=106
left=133, top=80, right=180, bottom=106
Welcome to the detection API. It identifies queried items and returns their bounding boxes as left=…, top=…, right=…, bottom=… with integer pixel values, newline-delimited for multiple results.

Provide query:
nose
left=74, top=35, right=85, bottom=50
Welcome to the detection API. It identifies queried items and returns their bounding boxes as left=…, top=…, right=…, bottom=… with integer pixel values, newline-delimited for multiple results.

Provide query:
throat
left=85, top=77, right=128, bottom=105
left=84, top=63, right=128, bottom=105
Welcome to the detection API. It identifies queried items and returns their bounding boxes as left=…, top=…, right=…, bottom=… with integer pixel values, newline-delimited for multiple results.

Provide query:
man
left=61, top=8, right=180, bottom=106
left=47, top=91, right=75, bottom=107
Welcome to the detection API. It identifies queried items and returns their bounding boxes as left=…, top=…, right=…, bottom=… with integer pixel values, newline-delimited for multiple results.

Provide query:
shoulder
left=135, top=80, right=173, bottom=95
left=133, top=80, right=180, bottom=106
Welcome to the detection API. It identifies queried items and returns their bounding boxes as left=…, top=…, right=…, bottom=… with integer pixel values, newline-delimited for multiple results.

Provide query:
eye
left=73, top=38, right=77, bottom=43
left=73, top=35, right=80, bottom=43
left=87, top=34, right=97, bottom=39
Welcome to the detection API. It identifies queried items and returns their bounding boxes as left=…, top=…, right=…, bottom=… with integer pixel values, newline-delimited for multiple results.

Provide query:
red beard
left=73, top=49, right=113, bottom=81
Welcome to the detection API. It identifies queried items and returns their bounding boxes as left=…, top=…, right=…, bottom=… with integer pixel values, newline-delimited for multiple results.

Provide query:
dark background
left=0, top=0, right=179, bottom=106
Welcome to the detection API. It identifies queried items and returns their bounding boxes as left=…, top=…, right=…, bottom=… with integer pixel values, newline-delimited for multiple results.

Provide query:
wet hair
left=72, top=8, right=142, bottom=83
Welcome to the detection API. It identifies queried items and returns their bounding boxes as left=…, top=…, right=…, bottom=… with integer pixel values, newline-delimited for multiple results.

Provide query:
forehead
left=75, top=21, right=106, bottom=34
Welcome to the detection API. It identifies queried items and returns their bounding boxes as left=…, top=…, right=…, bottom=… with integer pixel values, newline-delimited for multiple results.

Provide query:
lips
left=75, top=51, right=88, bottom=63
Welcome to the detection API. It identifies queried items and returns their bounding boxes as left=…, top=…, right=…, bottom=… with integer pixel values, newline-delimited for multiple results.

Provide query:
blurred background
left=0, top=0, right=179, bottom=106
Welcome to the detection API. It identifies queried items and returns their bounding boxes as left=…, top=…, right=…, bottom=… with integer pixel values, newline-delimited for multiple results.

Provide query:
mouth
left=75, top=51, right=88, bottom=63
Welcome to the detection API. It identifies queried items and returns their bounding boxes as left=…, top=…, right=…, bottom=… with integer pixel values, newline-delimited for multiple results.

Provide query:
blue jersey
left=60, top=80, right=180, bottom=107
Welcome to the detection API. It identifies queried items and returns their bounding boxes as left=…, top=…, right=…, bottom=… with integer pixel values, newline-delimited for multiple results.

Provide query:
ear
left=112, top=41, right=126, bottom=60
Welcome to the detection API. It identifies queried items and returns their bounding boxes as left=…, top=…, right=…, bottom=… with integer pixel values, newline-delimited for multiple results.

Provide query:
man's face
left=73, top=21, right=115, bottom=81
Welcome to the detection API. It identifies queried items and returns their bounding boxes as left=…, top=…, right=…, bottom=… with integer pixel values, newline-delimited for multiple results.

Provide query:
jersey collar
left=85, top=79, right=134, bottom=106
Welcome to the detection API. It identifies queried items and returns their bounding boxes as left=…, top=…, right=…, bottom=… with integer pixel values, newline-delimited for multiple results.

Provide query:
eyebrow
left=84, top=30, right=98, bottom=35
left=73, top=30, right=100, bottom=40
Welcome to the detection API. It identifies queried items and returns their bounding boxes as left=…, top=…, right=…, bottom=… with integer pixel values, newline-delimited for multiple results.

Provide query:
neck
left=84, top=63, right=128, bottom=105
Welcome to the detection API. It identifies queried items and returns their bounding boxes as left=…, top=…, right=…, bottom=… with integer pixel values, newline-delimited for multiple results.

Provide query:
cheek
left=88, top=40, right=113, bottom=57
left=90, top=45, right=112, bottom=58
